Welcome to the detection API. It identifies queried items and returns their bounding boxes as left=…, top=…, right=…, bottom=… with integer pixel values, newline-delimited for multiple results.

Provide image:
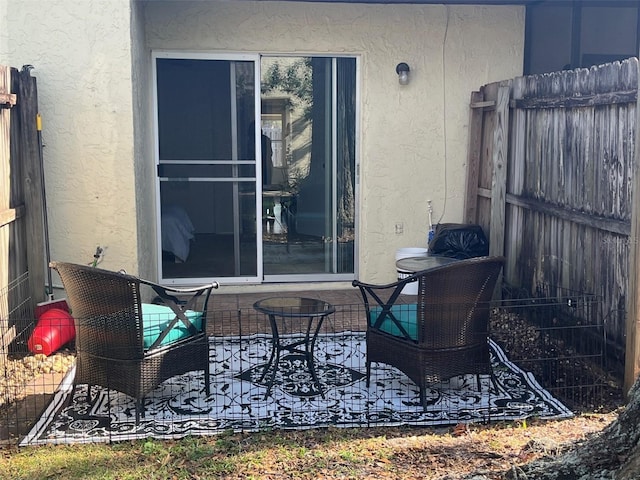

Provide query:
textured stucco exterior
left=131, top=0, right=157, bottom=280
left=0, top=0, right=140, bottom=275
left=0, top=0, right=524, bottom=288
left=142, top=1, right=524, bottom=283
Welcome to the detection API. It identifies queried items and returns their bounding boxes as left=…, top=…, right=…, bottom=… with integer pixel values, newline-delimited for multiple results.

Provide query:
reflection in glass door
left=261, top=56, right=357, bottom=281
left=154, top=54, right=260, bottom=284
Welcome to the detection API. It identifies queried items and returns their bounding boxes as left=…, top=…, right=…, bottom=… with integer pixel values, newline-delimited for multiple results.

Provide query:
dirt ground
left=398, top=413, right=621, bottom=479
left=205, top=411, right=624, bottom=479
left=0, top=348, right=75, bottom=443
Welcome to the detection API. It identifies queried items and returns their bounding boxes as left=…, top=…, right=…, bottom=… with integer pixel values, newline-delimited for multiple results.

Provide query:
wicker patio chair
left=50, top=261, right=218, bottom=423
left=352, top=256, right=504, bottom=410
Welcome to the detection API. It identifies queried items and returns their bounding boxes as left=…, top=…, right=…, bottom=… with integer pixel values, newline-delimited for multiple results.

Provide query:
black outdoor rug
left=22, top=332, right=572, bottom=445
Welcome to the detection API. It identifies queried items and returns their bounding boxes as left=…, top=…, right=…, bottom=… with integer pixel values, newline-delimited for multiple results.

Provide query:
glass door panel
left=261, top=56, right=356, bottom=280
left=335, top=57, right=357, bottom=274
left=155, top=55, right=260, bottom=283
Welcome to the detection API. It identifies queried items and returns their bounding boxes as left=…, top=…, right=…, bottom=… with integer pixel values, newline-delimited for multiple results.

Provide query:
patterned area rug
left=22, top=333, right=572, bottom=445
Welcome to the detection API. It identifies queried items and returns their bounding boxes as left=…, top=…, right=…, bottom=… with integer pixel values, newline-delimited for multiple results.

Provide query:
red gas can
left=28, top=308, right=76, bottom=356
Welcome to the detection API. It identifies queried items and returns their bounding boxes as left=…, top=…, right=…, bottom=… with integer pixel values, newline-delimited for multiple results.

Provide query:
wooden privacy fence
left=465, top=57, right=638, bottom=379
left=0, top=64, right=46, bottom=366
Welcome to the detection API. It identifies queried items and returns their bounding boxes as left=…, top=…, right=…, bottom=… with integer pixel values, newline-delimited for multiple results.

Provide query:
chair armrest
left=352, top=278, right=408, bottom=290
left=139, top=279, right=218, bottom=306
left=139, top=278, right=219, bottom=295
left=138, top=279, right=218, bottom=350
left=352, top=278, right=417, bottom=341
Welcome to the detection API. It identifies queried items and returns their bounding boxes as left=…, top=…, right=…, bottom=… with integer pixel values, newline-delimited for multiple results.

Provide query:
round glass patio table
left=395, top=255, right=459, bottom=274
left=253, top=297, right=336, bottom=400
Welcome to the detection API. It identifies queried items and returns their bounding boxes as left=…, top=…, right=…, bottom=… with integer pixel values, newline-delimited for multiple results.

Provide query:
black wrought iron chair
left=352, top=256, right=504, bottom=410
left=50, top=261, right=218, bottom=423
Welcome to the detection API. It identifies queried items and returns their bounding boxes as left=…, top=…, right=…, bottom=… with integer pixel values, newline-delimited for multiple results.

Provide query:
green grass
left=0, top=417, right=614, bottom=479
left=3, top=434, right=240, bottom=479
left=0, top=428, right=399, bottom=479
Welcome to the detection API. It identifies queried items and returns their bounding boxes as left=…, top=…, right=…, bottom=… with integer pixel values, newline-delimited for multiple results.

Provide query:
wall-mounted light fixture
left=396, top=62, right=410, bottom=85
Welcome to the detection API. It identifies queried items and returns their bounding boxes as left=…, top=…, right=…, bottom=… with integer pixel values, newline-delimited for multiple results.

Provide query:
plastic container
left=28, top=308, right=76, bottom=356
left=395, top=247, right=428, bottom=295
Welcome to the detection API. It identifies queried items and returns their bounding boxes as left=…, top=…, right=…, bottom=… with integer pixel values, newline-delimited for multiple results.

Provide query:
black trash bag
left=428, top=223, right=489, bottom=259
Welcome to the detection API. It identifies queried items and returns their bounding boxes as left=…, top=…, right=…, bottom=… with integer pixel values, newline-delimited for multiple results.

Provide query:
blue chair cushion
left=142, top=303, right=203, bottom=349
left=369, top=303, right=418, bottom=341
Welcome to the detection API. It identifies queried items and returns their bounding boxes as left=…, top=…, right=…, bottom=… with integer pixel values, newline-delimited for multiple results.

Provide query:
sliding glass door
left=154, top=53, right=261, bottom=284
left=261, top=56, right=357, bottom=281
left=154, top=53, right=357, bottom=284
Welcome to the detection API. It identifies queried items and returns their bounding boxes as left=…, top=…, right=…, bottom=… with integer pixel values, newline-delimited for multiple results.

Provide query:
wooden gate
left=0, top=64, right=46, bottom=365
left=464, top=58, right=638, bottom=378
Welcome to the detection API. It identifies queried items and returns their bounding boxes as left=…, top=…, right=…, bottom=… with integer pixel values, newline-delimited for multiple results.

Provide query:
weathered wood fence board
left=465, top=58, right=639, bottom=379
left=488, top=80, right=511, bottom=260
left=625, top=55, right=640, bottom=394
left=0, top=64, right=44, bottom=365
left=0, top=66, right=11, bottom=362
left=16, top=67, right=45, bottom=316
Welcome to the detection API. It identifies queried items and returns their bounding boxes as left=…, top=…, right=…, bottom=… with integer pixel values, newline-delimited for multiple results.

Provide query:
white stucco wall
left=131, top=0, right=157, bottom=280
left=143, top=1, right=525, bottom=283
left=0, top=0, right=139, bottom=276
left=0, top=0, right=524, bottom=287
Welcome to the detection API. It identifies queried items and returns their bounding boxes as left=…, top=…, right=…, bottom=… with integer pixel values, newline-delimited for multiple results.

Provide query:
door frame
left=152, top=51, right=360, bottom=285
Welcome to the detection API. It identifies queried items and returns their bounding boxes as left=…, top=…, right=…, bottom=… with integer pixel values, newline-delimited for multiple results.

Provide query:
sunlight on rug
left=21, top=333, right=572, bottom=445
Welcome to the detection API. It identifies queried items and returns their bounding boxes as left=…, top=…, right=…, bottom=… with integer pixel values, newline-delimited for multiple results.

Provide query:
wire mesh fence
left=493, top=283, right=621, bottom=412
left=0, top=284, right=622, bottom=446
